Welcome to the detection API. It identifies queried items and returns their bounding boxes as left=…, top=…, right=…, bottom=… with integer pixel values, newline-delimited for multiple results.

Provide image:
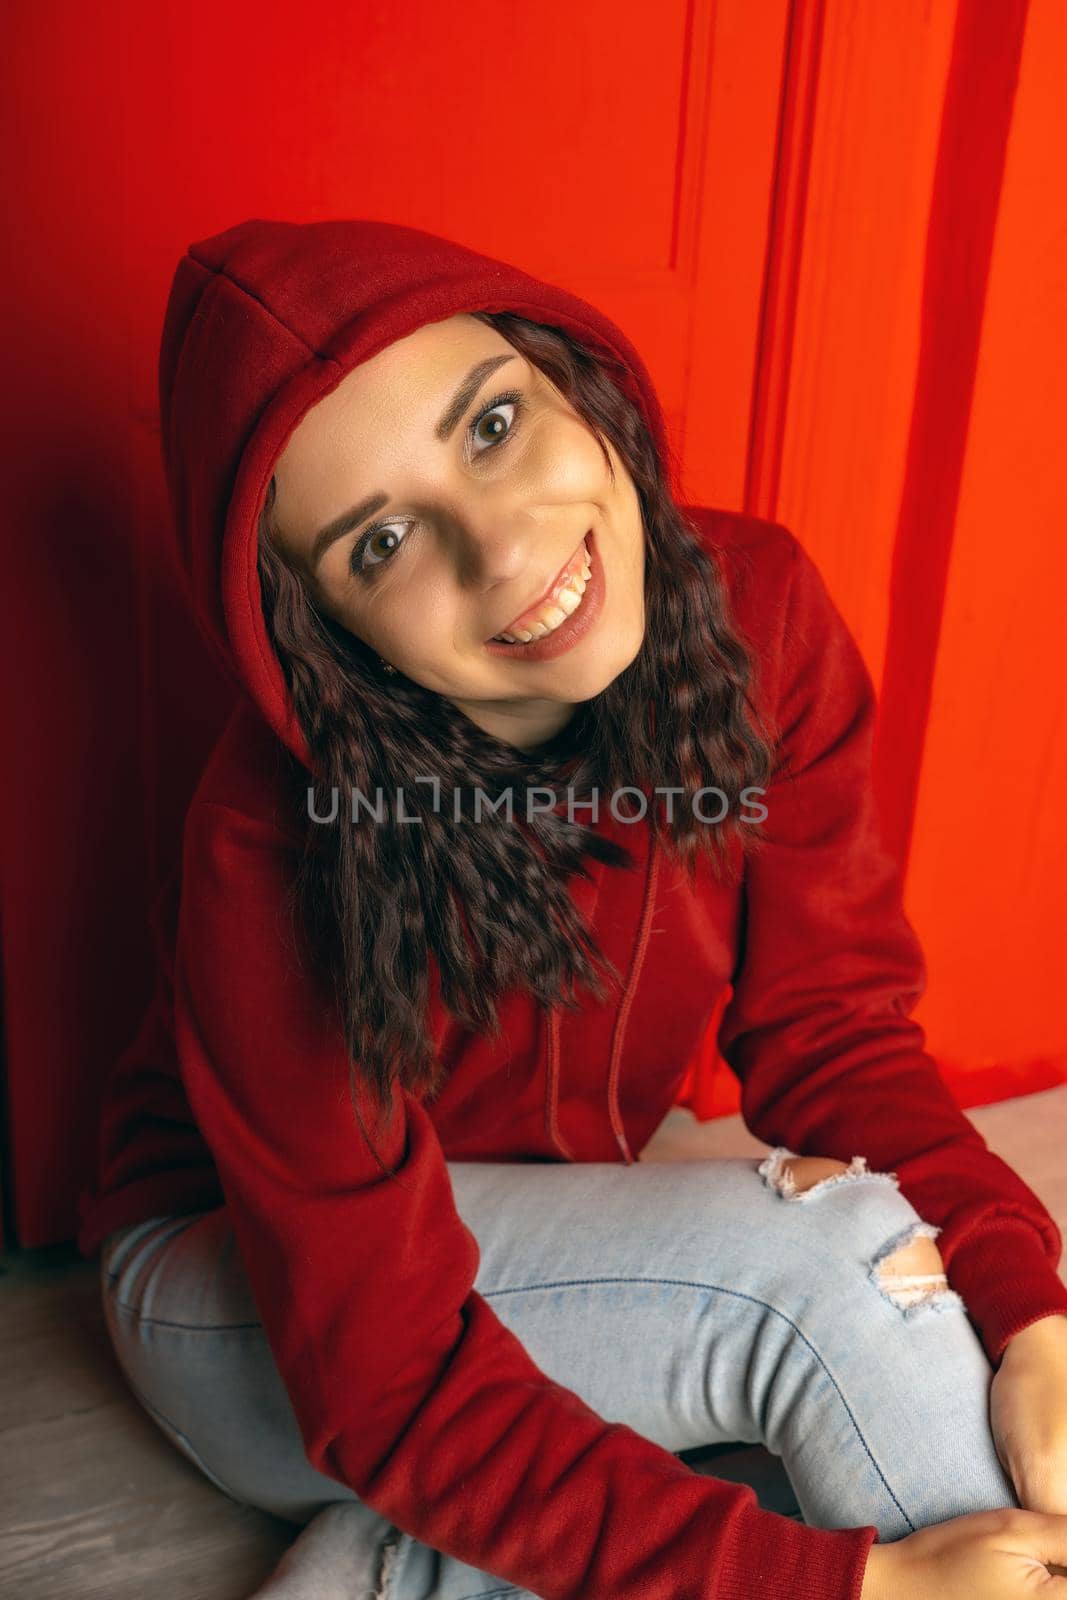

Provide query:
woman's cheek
left=529, top=414, right=608, bottom=501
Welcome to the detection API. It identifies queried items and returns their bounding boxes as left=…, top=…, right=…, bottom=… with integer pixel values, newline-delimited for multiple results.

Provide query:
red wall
left=3, top=0, right=1064, bottom=1245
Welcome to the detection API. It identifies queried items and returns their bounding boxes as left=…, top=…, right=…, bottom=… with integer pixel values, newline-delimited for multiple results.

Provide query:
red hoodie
left=78, top=219, right=1067, bottom=1600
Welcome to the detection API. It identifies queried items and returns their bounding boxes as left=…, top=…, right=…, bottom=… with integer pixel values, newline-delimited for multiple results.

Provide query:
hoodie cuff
left=718, top=1509, right=878, bottom=1600
left=946, top=1218, right=1067, bottom=1367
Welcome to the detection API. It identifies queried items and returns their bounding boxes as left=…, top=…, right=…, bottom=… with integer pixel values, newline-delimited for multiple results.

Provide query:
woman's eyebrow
left=434, top=353, right=516, bottom=442
left=309, top=353, right=518, bottom=572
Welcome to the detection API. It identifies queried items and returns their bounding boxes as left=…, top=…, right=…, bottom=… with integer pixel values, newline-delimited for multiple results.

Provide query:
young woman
left=80, top=218, right=1067, bottom=1600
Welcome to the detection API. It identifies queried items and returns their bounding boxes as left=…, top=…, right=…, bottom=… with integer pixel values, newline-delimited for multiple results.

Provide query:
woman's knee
left=101, top=1210, right=352, bottom=1524
left=755, top=1148, right=959, bottom=1317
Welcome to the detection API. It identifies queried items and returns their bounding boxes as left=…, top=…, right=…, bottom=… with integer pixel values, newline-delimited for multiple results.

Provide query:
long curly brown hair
left=257, top=311, right=776, bottom=1167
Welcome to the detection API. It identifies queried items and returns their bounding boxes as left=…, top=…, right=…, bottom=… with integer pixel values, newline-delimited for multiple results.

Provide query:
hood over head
left=158, top=217, right=673, bottom=772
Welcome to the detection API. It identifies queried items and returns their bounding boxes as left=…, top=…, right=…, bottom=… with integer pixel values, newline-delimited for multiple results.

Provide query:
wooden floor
left=2, top=1085, right=1065, bottom=1599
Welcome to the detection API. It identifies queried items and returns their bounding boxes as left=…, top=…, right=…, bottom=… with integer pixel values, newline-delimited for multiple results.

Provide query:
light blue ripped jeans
left=99, top=1149, right=1018, bottom=1599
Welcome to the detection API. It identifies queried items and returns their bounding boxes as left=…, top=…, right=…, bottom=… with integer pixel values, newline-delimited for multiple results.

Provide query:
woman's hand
left=858, top=1315, right=1067, bottom=1596
left=990, top=1313, right=1067, bottom=1515
left=859, top=1508, right=1067, bottom=1597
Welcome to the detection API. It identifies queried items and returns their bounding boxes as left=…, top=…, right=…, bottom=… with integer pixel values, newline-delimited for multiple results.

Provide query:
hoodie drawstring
left=543, top=830, right=660, bottom=1165
left=543, top=1004, right=577, bottom=1161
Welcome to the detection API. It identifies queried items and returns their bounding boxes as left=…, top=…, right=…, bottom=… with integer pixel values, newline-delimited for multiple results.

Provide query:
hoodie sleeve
left=717, top=534, right=1067, bottom=1369
left=175, top=795, right=880, bottom=1600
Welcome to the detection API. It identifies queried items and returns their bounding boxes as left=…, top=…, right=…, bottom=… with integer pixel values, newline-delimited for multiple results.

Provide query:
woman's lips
left=490, top=533, right=592, bottom=641
left=484, top=530, right=605, bottom=663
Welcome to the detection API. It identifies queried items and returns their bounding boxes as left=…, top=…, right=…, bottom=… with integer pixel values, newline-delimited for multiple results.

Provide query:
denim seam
left=105, top=1268, right=917, bottom=1533
left=484, top=1273, right=916, bottom=1532
left=121, top=1364, right=248, bottom=1504
left=107, top=1297, right=262, bottom=1332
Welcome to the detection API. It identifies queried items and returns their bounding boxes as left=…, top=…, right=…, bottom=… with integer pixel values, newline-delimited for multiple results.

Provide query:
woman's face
left=269, top=313, right=646, bottom=752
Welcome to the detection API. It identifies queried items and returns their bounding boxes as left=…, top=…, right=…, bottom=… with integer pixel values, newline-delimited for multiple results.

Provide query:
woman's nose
left=452, top=513, right=544, bottom=592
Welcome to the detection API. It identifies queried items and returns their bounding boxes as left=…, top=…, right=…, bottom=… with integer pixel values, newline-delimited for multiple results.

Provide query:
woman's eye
left=470, top=401, right=515, bottom=452
left=352, top=522, right=408, bottom=575
left=468, top=389, right=523, bottom=454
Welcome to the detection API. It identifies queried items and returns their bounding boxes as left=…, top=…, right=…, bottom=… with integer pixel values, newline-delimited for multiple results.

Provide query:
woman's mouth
left=484, top=531, right=605, bottom=662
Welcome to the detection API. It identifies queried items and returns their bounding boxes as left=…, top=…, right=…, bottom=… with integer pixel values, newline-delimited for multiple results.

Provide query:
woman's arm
left=174, top=792, right=879, bottom=1600
left=716, top=529, right=1067, bottom=1369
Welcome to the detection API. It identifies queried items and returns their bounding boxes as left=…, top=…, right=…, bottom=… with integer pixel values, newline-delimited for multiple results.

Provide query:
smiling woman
left=83, top=218, right=1067, bottom=1600
left=254, top=303, right=774, bottom=1121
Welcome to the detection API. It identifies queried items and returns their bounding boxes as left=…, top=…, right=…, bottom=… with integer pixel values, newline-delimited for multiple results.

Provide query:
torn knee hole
left=876, top=1233, right=948, bottom=1304
left=758, top=1147, right=901, bottom=1201
left=870, top=1221, right=963, bottom=1313
left=758, top=1149, right=964, bottom=1314
left=375, top=1531, right=404, bottom=1599
left=777, top=1155, right=851, bottom=1191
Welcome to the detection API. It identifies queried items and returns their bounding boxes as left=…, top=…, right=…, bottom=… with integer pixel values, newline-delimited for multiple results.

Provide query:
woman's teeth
left=493, top=546, right=593, bottom=643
